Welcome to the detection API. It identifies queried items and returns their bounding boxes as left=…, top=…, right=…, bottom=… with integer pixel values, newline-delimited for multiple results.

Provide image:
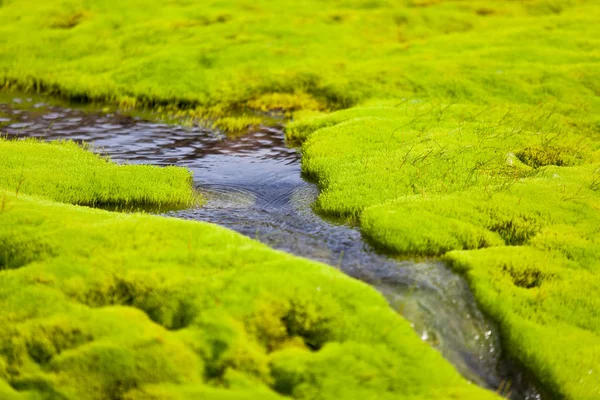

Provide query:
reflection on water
left=0, top=97, right=542, bottom=399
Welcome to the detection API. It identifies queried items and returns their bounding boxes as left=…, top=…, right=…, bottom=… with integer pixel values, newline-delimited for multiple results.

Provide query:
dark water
left=0, top=97, right=543, bottom=399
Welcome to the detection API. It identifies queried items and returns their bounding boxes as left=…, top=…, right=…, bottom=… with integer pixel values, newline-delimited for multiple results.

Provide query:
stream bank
left=1, top=96, right=543, bottom=399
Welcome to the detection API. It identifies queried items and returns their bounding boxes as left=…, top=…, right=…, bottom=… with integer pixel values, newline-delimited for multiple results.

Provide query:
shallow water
left=0, top=97, right=543, bottom=399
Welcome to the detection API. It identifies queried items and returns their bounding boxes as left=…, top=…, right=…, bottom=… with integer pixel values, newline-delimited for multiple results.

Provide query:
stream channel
left=0, top=96, right=544, bottom=399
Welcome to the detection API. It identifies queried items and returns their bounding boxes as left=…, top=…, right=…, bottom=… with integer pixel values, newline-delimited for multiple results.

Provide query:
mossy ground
left=0, top=142, right=497, bottom=399
left=290, top=102, right=600, bottom=399
left=0, top=0, right=597, bottom=114
left=0, top=139, right=199, bottom=209
left=1, top=0, right=599, bottom=398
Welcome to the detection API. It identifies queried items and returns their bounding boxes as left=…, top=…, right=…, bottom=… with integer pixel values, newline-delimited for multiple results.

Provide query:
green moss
left=361, top=197, right=505, bottom=256
left=271, top=343, right=503, bottom=400
left=0, top=191, right=498, bottom=399
left=0, top=139, right=199, bottom=209
left=0, top=380, right=39, bottom=400
left=293, top=99, right=600, bottom=398
left=212, top=116, right=263, bottom=135
left=0, top=137, right=497, bottom=398
left=445, top=246, right=600, bottom=399
left=515, top=145, right=585, bottom=168
left=1, top=0, right=599, bottom=398
left=0, top=0, right=598, bottom=112
left=123, top=370, right=286, bottom=400
left=297, top=102, right=594, bottom=213
left=247, top=92, right=325, bottom=114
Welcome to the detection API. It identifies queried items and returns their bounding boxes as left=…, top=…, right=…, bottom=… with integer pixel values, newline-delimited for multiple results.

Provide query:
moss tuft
left=212, top=116, right=262, bottom=134
left=0, top=140, right=498, bottom=399
left=0, top=138, right=199, bottom=209
left=516, top=145, right=583, bottom=168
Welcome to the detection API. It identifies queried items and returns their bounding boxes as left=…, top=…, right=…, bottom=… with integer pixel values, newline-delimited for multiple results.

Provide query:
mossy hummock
left=0, top=139, right=199, bottom=209
left=0, top=141, right=498, bottom=399
left=291, top=102, right=600, bottom=399
left=1, top=0, right=599, bottom=398
left=0, top=0, right=598, bottom=114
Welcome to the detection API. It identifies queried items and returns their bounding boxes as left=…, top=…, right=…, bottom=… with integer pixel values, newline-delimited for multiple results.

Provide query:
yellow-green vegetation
left=0, top=0, right=597, bottom=114
left=291, top=99, right=600, bottom=398
left=290, top=102, right=600, bottom=399
left=212, top=115, right=263, bottom=134
left=0, top=139, right=497, bottom=399
left=1, top=0, right=600, bottom=399
left=0, top=190, right=498, bottom=398
left=0, top=139, right=198, bottom=209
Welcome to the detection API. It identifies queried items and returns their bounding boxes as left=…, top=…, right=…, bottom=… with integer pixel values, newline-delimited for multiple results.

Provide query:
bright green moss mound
left=1, top=0, right=599, bottom=398
left=292, top=101, right=600, bottom=398
left=0, top=139, right=198, bottom=208
left=293, top=102, right=599, bottom=216
left=446, top=247, right=600, bottom=399
left=0, top=0, right=598, bottom=113
left=0, top=191, right=499, bottom=400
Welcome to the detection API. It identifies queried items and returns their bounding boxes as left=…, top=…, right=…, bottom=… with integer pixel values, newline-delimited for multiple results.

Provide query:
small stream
left=0, top=97, right=543, bottom=399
